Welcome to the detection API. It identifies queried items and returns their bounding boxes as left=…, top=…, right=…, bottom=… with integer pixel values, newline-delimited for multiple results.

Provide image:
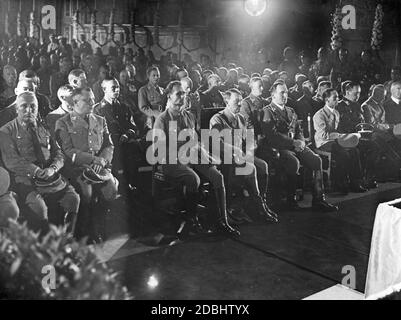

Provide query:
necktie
left=27, top=124, right=47, bottom=168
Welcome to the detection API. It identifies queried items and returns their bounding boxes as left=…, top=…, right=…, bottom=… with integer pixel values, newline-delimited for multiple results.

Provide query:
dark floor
left=104, top=184, right=401, bottom=300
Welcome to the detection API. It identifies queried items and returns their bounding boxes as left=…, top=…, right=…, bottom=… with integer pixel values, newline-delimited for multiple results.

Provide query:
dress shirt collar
left=103, top=96, right=114, bottom=105
left=272, top=101, right=285, bottom=111
left=391, top=96, right=401, bottom=105
left=324, top=105, right=336, bottom=114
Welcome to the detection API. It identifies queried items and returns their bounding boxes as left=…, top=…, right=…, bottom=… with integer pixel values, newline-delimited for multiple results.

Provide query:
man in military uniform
left=95, top=77, right=141, bottom=190
left=46, top=85, right=74, bottom=136
left=311, top=81, right=331, bottom=116
left=260, top=82, right=337, bottom=211
left=49, top=56, right=72, bottom=106
left=199, top=74, right=225, bottom=109
left=240, top=77, right=267, bottom=138
left=153, top=81, right=244, bottom=237
left=338, top=81, right=378, bottom=188
left=210, top=88, right=278, bottom=222
left=55, top=87, right=118, bottom=242
left=138, top=66, right=165, bottom=131
left=239, top=77, right=272, bottom=165
left=289, top=74, right=308, bottom=102
left=294, top=80, right=315, bottom=138
left=0, top=78, right=52, bottom=128
left=0, top=92, right=80, bottom=234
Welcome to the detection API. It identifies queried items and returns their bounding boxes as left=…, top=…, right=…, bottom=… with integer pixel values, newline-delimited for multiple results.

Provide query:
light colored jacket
left=313, top=105, right=340, bottom=148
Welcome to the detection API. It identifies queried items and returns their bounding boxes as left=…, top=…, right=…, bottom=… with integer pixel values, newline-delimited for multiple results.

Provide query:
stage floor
left=100, top=182, right=401, bottom=300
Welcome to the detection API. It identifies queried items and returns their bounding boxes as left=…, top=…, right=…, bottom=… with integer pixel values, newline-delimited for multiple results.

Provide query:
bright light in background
left=244, top=0, right=267, bottom=17
left=147, top=275, right=159, bottom=289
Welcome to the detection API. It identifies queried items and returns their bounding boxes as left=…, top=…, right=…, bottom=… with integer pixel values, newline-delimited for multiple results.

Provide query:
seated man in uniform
left=95, top=77, right=141, bottom=190
left=384, top=80, right=401, bottom=125
left=210, top=88, right=278, bottom=221
left=55, top=87, right=118, bottom=242
left=313, top=88, right=366, bottom=194
left=138, top=66, right=165, bottom=131
left=260, top=82, right=338, bottom=211
left=68, top=69, right=88, bottom=90
left=200, top=74, right=225, bottom=109
left=312, top=80, right=331, bottom=115
left=3, top=69, right=53, bottom=117
left=46, top=85, right=74, bottom=136
left=153, top=81, right=246, bottom=237
left=0, top=79, right=48, bottom=128
left=0, top=92, right=80, bottom=235
left=337, top=81, right=378, bottom=188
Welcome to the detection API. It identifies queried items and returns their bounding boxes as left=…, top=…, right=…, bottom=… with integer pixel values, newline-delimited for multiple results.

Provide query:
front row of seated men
left=2, top=77, right=393, bottom=239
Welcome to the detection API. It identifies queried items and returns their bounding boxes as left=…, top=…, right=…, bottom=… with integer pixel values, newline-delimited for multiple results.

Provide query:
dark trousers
left=319, top=141, right=362, bottom=185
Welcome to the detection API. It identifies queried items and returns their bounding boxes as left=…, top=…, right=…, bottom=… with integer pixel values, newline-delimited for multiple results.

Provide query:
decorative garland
left=330, top=6, right=343, bottom=50
left=371, top=3, right=384, bottom=51
left=17, top=12, right=23, bottom=37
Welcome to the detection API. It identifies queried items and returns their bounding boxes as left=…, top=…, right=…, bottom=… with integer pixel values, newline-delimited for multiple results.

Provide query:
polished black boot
left=253, top=194, right=278, bottom=222
left=90, top=201, right=107, bottom=244
left=311, top=170, right=339, bottom=212
left=64, top=211, right=78, bottom=236
left=244, top=176, right=278, bottom=222
left=286, top=174, right=302, bottom=210
left=215, top=187, right=240, bottom=237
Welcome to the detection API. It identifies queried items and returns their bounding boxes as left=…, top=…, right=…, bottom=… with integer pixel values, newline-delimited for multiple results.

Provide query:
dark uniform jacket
left=240, top=94, right=267, bottom=142
left=200, top=87, right=225, bottom=109
left=362, top=97, right=387, bottom=129
left=209, top=109, right=250, bottom=161
left=384, top=98, right=401, bottom=126
left=260, top=102, right=304, bottom=151
left=295, top=94, right=314, bottom=138
left=0, top=119, right=64, bottom=186
left=337, top=98, right=364, bottom=133
left=94, top=98, right=138, bottom=147
left=55, top=111, right=114, bottom=174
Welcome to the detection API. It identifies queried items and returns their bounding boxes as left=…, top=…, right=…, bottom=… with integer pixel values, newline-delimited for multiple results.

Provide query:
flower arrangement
left=0, top=222, right=131, bottom=300
left=330, top=6, right=343, bottom=51
left=371, top=4, right=384, bottom=51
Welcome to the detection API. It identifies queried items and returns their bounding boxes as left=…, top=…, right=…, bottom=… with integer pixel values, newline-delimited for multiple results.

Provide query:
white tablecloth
left=365, top=198, right=401, bottom=299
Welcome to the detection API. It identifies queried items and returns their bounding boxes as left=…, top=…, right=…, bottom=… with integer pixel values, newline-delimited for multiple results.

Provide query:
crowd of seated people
left=1, top=33, right=401, bottom=243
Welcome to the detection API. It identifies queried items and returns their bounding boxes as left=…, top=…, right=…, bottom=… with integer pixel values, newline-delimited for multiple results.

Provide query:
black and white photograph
left=0, top=0, right=401, bottom=306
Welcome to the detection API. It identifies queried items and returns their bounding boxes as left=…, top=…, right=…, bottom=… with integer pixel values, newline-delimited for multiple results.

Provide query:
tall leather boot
left=64, top=211, right=78, bottom=237
left=257, top=173, right=268, bottom=201
left=90, top=200, right=106, bottom=244
left=245, top=176, right=278, bottom=222
left=286, top=174, right=301, bottom=210
left=214, top=187, right=240, bottom=236
left=75, top=202, right=91, bottom=242
left=182, top=192, right=204, bottom=234
left=312, top=170, right=339, bottom=212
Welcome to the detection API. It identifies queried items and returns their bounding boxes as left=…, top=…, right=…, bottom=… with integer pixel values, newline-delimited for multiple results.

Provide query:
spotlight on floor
left=244, top=0, right=267, bottom=17
left=147, top=275, right=159, bottom=289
